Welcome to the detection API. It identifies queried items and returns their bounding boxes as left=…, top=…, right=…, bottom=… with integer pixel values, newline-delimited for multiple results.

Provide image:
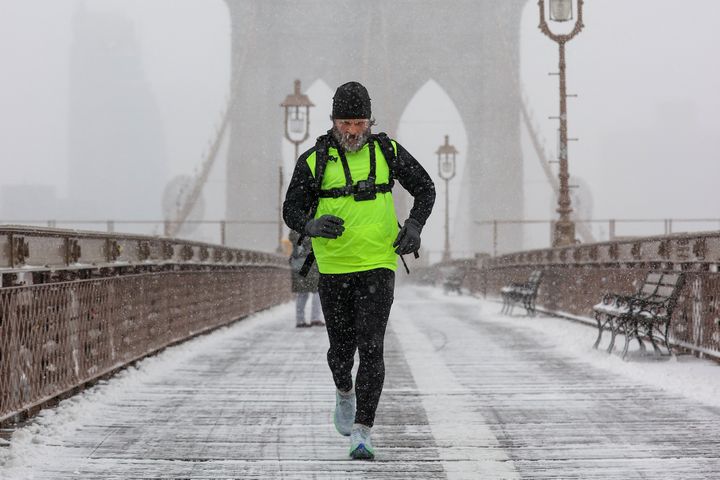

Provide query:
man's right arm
left=283, top=151, right=317, bottom=234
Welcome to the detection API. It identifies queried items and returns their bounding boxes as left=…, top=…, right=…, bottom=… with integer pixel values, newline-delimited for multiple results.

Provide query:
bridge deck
left=3, top=287, right=720, bottom=479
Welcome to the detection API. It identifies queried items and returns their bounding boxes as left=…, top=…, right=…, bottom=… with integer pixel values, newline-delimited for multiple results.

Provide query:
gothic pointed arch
left=224, top=0, right=528, bottom=253
left=397, top=79, right=469, bottom=261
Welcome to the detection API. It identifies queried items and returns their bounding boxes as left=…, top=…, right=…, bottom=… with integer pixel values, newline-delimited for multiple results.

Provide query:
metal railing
left=466, top=230, right=720, bottom=359
left=476, top=218, right=720, bottom=256
left=0, top=225, right=292, bottom=425
left=0, top=220, right=281, bottom=247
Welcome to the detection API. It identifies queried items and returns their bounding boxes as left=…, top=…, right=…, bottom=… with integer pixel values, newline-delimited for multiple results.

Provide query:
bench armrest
left=632, top=299, right=671, bottom=317
left=601, top=293, right=633, bottom=307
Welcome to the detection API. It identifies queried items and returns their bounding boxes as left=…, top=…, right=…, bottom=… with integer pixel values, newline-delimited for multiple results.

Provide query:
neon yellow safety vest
left=306, top=140, right=399, bottom=274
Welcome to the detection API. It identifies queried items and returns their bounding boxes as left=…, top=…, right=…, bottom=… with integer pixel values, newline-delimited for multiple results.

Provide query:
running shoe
left=349, top=423, right=374, bottom=460
left=333, top=388, right=355, bottom=436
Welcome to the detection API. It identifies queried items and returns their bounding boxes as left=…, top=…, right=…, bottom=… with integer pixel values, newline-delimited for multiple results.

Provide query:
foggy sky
left=0, top=0, right=718, bottom=252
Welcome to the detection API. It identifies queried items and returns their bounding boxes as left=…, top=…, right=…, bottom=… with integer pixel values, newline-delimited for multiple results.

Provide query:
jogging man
left=283, top=81, right=435, bottom=459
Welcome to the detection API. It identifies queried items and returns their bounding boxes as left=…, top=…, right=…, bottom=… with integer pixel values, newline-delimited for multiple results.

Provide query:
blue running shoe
left=334, top=388, right=355, bottom=436
left=349, top=423, right=374, bottom=460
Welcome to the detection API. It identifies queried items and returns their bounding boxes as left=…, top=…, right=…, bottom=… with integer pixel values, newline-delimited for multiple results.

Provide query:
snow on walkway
left=2, top=286, right=720, bottom=479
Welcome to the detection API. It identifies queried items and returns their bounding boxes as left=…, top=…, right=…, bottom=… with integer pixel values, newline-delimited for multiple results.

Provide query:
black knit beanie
left=332, top=81, right=371, bottom=119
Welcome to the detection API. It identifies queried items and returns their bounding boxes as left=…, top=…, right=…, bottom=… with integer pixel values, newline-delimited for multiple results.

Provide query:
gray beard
left=332, top=126, right=371, bottom=153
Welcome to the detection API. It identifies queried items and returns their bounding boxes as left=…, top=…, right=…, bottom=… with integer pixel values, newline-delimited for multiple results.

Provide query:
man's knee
left=328, top=343, right=355, bottom=364
left=357, top=339, right=384, bottom=364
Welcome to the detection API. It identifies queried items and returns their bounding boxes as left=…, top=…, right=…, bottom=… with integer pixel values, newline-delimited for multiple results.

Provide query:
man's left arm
left=393, top=141, right=436, bottom=227
left=391, top=141, right=436, bottom=255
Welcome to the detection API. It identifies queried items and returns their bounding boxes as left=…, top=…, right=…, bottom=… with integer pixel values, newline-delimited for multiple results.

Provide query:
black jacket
left=283, top=136, right=436, bottom=234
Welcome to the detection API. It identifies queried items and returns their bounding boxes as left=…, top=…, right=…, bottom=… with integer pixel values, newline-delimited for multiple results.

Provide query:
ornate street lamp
left=278, top=80, right=314, bottom=252
left=281, top=79, right=315, bottom=161
left=549, top=0, right=573, bottom=22
left=538, top=0, right=584, bottom=247
left=436, top=135, right=458, bottom=262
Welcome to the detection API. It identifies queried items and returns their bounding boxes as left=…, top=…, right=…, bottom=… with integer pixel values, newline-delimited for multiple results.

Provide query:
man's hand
left=393, top=218, right=422, bottom=255
left=305, top=215, right=345, bottom=239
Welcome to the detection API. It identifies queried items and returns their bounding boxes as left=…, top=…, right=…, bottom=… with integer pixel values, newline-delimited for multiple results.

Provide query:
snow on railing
left=485, top=230, right=718, bottom=269
left=0, top=225, right=288, bottom=288
left=478, top=231, right=720, bottom=361
left=0, top=225, right=292, bottom=426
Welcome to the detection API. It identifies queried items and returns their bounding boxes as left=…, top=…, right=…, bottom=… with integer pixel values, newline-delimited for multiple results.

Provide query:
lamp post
left=436, top=135, right=458, bottom=262
left=280, top=79, right=314, bottom=252
left=281, top=79, right=315, bottom=161
left=538, top=0, right=584, bottom=247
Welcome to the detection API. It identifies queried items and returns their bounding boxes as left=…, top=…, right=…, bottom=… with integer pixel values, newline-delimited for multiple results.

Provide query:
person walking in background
left=288, top=229, right=324, bottom=328
left=283, top=81, right=435, bottom=459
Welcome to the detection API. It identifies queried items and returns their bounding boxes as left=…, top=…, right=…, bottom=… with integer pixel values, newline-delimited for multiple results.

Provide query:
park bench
left=500, top=270, right=543, bottom=316
left=592, top=271, right=685, bottom=359
left=440, top=264, right=465, bottom=295
left=443, top=274, right=463, bottom=295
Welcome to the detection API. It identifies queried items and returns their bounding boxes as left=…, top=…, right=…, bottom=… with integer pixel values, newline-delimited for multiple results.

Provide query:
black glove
left=305, top=215, right=345, bottom=239
left=393, top=218, right=422, bottom=255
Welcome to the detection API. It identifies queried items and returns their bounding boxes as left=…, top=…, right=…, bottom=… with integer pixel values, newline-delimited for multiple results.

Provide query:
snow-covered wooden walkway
left=3, top=286, right=720, bottom=479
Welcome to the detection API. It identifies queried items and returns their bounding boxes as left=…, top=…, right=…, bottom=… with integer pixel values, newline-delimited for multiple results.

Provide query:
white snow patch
left=421, top=287, right=720, bottom=410
left=0, top=303, right=294, bottom=479
left=392, top=302, right=521, bottom=479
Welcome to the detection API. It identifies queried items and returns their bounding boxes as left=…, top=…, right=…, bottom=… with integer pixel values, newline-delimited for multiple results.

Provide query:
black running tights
left=318, top=268, right=395, bottom=428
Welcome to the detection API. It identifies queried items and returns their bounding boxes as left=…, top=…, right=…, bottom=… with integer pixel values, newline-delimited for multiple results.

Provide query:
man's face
left=332, top=119, right=371, bottom=153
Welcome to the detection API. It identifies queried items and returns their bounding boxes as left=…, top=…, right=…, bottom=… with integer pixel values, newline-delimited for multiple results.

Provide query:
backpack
left=297, top=132, right=412, bottom=276
left=311, top=131, right=397, bottom=201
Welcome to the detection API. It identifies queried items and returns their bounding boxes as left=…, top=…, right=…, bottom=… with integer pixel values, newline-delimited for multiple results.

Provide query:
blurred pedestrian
left=288, top=229, right=324, bottom=328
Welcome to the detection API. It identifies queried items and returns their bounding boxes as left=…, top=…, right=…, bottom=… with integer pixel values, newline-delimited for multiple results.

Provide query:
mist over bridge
left=2, top=225, right=720, bottom=478
left=4, top=1, right=720, bottom=478
left=223, top=0, right=527, bottom=254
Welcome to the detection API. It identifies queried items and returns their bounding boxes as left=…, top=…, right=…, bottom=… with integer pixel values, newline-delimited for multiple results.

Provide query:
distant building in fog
left=67, top=2, right=167, bottom=221
left=0, top=185, right=61, bottom=222
left=223, top=0, right=526, bottom=253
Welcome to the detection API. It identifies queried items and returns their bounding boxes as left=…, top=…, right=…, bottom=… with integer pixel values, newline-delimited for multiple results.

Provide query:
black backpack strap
left=296, top=133, right=333, bottom=277
left=298, top=250, right=315, bottom=277
left=368, top=141, right=377, bottom=182
left=314, top=133, right=332, bottom=186
left=373, top=132, right=397, bottom=181
left=299, top=133, right=400, bottom=276
left=319, top=183, right=392, bottom=198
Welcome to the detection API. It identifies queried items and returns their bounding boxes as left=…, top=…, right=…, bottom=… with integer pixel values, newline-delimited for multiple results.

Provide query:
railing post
left=609, top=219, right=615, bottom=241
left=107, top=220, right=115, bottom=233
left=493, top=220, right=498, bottom=257
left=220, top=220, right=226, bottom=246
left=277, top=165, right=284, bottom=253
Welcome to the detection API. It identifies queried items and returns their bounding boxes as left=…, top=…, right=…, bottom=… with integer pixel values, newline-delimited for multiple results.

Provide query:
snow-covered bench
left=500, top=270, right=543, bottom=316
left=443, top=275, right=463, bottom=295
left=592, top=271, right=685, bottom=359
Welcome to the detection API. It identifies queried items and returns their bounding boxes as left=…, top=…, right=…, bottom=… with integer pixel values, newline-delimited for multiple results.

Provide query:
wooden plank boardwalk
left=3, top=286, right=720, bottom=479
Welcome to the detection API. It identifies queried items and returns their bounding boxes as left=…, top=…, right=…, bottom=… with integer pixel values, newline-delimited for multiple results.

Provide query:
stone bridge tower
left=224, top=0, right=528, bottom=254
